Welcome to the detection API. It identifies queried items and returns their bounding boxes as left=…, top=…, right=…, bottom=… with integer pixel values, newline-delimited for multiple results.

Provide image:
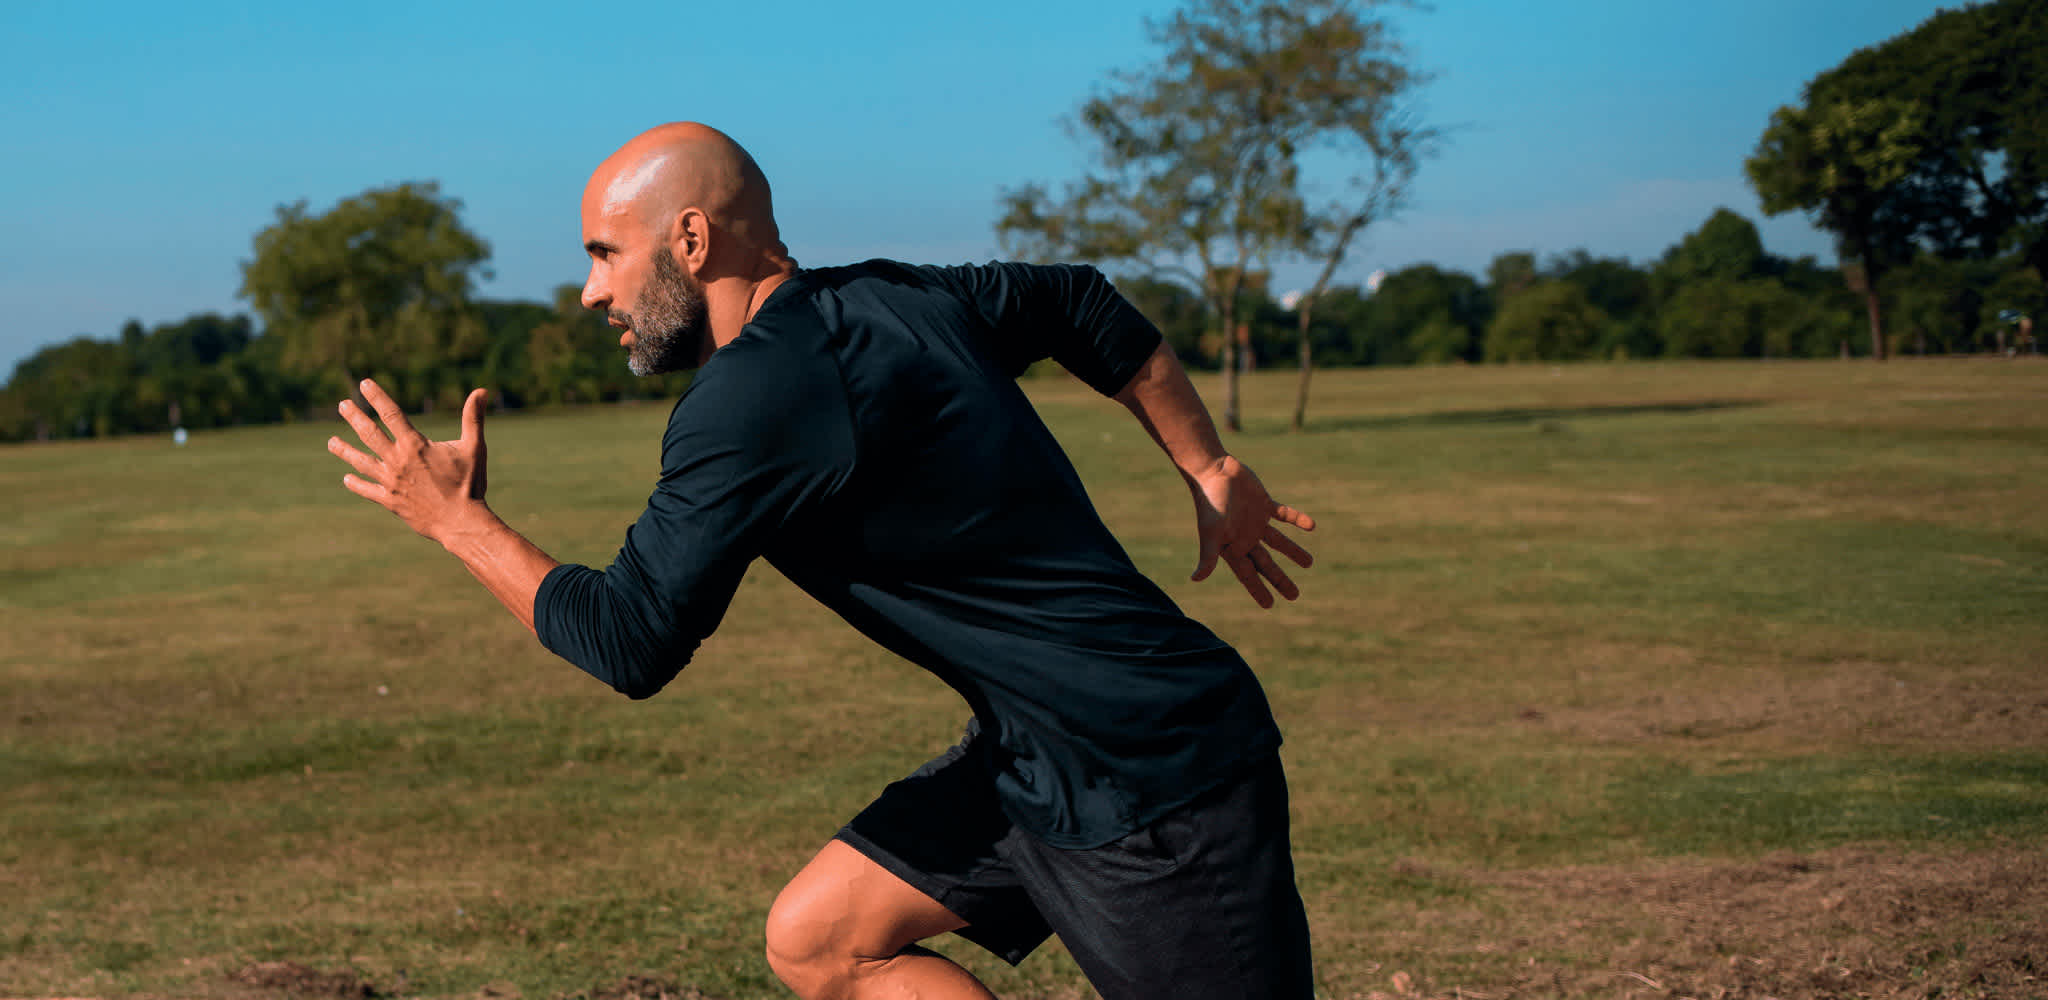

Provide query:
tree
left=1486, top=251, right=1539, bottom=305
left=1274, top=4, right=1434, bottom=429
left=1482, top=282, right=1606, bottom=363
left=1545, top=250, right=1655, bottom=359
left=240, top=181, right=491, bottom=410
left=1813, top=1, right=2048, bottom=285
left=1747, top=98, right=1924, bottom=360
left=1747, top=0, right=2048, bottom=360
left=0, top=337, right=138, bottom=440
left=1654, top=208, right=1767, bottom=292
left=1659, top=280, right=1830, bottom=359
left=1321, top=264, right=1486, bottom=366
left=998, top=0, right=1430, bottom=431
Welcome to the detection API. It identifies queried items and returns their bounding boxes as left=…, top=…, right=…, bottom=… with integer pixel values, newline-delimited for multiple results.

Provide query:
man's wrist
left=435, top=502, right=505, bottom=555
left=1182, top=453, right=1234, bottom=483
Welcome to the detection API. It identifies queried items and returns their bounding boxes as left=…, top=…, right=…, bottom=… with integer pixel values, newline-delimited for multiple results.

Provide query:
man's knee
left=766, top=839, right=971, bottom=997
left=764, top=880, right=849, bottom=994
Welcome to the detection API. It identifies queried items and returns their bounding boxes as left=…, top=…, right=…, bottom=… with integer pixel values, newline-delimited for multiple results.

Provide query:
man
left=327, top=122, right=1317, bottom=999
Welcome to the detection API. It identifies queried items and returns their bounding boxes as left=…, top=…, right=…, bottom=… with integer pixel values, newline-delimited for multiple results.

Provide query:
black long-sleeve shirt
left=535, top=259, right=1282, bottom=848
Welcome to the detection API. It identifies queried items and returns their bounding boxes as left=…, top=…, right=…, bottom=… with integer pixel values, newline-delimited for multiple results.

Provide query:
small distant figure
left=1999, top=309, right=2035, bottom=358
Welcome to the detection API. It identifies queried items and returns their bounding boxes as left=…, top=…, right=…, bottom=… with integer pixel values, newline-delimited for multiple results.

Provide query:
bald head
left=584, top=122, right=790, bottom=264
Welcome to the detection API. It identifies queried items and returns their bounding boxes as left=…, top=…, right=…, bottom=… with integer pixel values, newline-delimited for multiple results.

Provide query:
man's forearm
left=1113, top=340, right=1230, bottom=481
left=435, top=505, right=560, bottom=634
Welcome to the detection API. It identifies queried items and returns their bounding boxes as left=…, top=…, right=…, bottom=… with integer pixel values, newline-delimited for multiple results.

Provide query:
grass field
left=4, top=359, right=2045, bottom=1000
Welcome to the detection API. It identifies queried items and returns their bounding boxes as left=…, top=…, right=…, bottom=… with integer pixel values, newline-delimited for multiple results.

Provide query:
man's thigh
left=1001, top=755, right=1314, bottom=1000
left=768, top=839, right=970, bottom=960
left=835, top=722, right=1056, bottom=965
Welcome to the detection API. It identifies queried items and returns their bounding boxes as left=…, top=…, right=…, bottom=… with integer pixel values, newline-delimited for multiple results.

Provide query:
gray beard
left=621, top=250, right=709, bottom=376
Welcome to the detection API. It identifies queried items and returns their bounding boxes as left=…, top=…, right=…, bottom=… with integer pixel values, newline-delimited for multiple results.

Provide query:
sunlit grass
left=3, top=358, right=2045, bottom=998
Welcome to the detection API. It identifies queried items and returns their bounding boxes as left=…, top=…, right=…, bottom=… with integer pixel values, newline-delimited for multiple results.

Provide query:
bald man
left=328, top=122, right=1316, bottom=1000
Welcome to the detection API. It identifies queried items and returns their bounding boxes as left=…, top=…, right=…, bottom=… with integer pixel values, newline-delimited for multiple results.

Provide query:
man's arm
left=1113, top=341, right=1316, bottom=608
left=327, top=380, right=558, bottom=632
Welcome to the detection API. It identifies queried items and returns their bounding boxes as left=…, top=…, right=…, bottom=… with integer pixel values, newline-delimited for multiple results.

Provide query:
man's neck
left=706, top=264, right=800, bottom=353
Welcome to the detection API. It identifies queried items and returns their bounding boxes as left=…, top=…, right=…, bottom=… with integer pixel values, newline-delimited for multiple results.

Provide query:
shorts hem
left=831, top=826, right=1037, bottom=966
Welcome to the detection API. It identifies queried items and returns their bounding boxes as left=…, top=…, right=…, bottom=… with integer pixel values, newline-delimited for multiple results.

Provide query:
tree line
left=1111, top=205, right=2037, bottom=372
left=4, top=0, right=2041, bottom=443
left=4, top=196, right=2032, bottom=445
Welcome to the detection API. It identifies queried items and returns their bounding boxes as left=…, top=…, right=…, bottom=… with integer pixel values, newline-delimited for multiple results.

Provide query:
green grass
left=3, top=359, right=2045, bottom=998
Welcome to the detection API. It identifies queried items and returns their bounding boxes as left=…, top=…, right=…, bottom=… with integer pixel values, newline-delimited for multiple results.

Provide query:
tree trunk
left=1862, top=285, right=1888, bottom=361
left=1220, top=300, right=1242, bottom=432
left=1291, top=302, right=1314, bottom=432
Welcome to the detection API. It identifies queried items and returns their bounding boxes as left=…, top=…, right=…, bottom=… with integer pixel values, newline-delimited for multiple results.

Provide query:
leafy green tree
left=1740, top=0, right=2048, bottom=360
left=1809, top=1, right=2048, bottom=285
left=1747, top=97, right=1925, bottom=361
left=1654, top=209, right=1767, bottom=291
left=240, top=181, right=491, bottom=409
left=1486, top=251, right=1538, bottom=304
left=129, top=313, right=256, bottom=429
left=1544, top=250, right=1655, bottom=359
left=1659, top=280, right=1834, bottom=359
left=1884, top=254, right=2045, bottom=355
left=1482, top=282, right=1606, bottom=362
left=1407, top=313, right=1473, bottom=365
left=997, top=0, right=1431, bottom=431
left=1321, top=264, right=1486, bottom=366
left=0, top=337, right=142, bottom=440
left=476, top=299, right=554, bottom=409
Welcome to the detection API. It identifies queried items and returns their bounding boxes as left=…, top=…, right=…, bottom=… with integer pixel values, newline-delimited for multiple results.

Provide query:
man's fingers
left=1192, top=531, right=1224, bottom=582
left=1264, top=525, right=1313, bottom=569
left=341, top=472, right=392, bottom=506
left=1251, top=548, right=1300, bottom=603
left=460, top=387, right=488, bottom=445
left=327, top=437, right=382, bottom=480
left=1275, top=504, right=1316, bottom=532
left=338, top=399, right=390, bottom=450
left=1226, top=553, right=1274, bottom=609
left=359, top=380, right=420, bottom=441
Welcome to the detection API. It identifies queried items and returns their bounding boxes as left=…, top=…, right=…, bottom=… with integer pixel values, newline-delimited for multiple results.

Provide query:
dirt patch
left=212, top=969, right=732, bottom=1000
left=566, top=976, right=729, bottom=1000
left=1544, top=662, right=2048, bottom=752
left=228, top=962, right=385, bottom=998
left=1355, top=846, right=2047, bottom=999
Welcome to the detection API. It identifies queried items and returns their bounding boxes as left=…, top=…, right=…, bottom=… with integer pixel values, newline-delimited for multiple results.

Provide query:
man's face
left=580, top=157, right=711, bottom=374
left=615, top=246, right=708, bottom=375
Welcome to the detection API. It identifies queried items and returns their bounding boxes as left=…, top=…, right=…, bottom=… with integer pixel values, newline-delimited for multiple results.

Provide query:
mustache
left=608, top=309, right=634, bottom=330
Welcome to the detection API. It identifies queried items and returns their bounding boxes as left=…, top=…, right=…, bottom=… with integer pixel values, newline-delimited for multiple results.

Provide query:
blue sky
left=0, top=0, right=1949, bottom=376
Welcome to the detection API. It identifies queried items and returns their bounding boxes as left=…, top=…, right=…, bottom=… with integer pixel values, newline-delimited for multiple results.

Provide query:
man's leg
left=765, top=839, right=997, bottom=1000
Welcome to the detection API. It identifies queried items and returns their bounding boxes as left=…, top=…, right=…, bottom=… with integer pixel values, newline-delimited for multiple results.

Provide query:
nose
left=581, top=265, right=609, bottom=312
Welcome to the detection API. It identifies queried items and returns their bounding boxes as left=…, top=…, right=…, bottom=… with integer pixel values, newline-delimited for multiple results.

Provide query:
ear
left=671, top=207, right=714, bottom=276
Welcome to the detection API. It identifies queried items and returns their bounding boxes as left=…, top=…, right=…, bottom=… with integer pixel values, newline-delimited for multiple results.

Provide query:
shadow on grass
left=1302, top=399, right=1760, bottom=433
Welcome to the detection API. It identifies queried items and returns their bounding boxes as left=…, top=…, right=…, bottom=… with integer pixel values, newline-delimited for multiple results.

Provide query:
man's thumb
left=460, top=388, right=488, bottom=444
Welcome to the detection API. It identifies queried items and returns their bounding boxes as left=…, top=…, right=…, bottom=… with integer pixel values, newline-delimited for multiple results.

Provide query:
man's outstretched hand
left=327, top=380, right=492, bottom=544
left=1188, top=455, right=1315, bottom=609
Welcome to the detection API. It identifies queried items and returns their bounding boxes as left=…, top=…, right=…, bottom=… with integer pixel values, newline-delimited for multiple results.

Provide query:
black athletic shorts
left=835, top=722, right=1314, bottom=1000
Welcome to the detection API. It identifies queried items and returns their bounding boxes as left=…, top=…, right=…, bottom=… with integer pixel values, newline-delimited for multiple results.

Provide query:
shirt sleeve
left=921, top=261, right=1164, bottom=396
left=532, top=337, right=853, bottom=699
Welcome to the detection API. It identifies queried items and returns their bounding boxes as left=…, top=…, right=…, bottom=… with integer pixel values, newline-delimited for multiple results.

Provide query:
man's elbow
left=601, top=636, right=697, bottom=701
